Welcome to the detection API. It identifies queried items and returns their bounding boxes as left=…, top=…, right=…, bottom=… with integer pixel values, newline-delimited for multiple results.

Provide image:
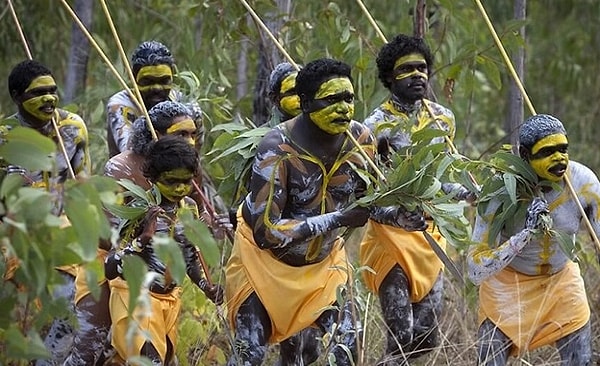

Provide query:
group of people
left=2, top=31, right=599, bottom=366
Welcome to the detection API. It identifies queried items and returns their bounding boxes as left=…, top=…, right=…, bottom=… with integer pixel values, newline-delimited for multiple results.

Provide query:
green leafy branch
left=356, top=127, right=474, bottom=251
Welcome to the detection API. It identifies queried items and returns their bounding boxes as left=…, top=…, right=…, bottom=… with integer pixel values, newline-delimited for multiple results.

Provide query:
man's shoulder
left=104, top=151, right=142, bottom=179
left=422, top=99, right=455, bottom=119
left=107, top=90, right=135, bottom=109
left=57, top=109, right=87, bottom=130
left=363, top=104, right=388, bottom=124
left=348, top=120, right=375, bottom=145
left=569, top=161, right=599, bottom=183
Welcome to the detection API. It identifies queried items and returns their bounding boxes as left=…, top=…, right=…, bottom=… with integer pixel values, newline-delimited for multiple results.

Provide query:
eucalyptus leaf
left=0, top=126, right=56, bottom=172
left=122, top=255, right=148, bottom=316
left=153, top=235, right=187, bottom=285
left=179, top=208, right=220, bottom=268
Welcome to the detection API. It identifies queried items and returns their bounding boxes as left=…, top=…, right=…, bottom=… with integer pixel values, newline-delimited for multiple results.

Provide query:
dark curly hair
left=376, top=34, right=433, bottom=90
left=130, top=101, right=192, bottom=155
left=143, top=135, right=199, bottom=182
left=8, top=59, right=54, bottom=97
left=131, top=40, right=175, bottom=77
left=296, top=58, right=352, bottom=106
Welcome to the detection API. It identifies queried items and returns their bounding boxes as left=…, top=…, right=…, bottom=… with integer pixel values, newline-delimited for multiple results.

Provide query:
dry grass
left=191, top=229, right=600, bottom=365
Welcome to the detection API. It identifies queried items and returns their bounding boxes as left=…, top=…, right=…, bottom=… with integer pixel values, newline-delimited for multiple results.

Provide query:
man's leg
left=407, top=273, right=443, bottom=359
left=556, top=321, right=592, bottom=366
left=36, top=272, right=75, bottom=366
left=314, top=299, right=360, bottom=366
left=63, top=281, right=112, bottom=365
left=278, top=327, right=322, bottom=366
left=477, top=318, right=511, bottom=366
left=227, top=292, right=272, bottom=366
left=377, top=264, right=413, bottom=364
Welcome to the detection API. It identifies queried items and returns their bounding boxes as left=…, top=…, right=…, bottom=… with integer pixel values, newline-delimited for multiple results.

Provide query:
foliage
left=356, top=126, right=473, bottom=251
left=464, top=145, right=576, bottom=257
left=1, top=0, right=600, bottom=364
left=208, top=120, right=271, bottom=202
left=0, top=127, right=117, bottom=364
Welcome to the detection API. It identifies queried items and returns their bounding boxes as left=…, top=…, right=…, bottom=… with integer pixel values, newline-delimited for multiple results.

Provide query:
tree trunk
left=63, top=0, right=93, bottom=104
left=506, top=0, right=526, bottom=153
left=251, top=0, right=292, bottom=126
left=413, top=0, right=427, bottom=39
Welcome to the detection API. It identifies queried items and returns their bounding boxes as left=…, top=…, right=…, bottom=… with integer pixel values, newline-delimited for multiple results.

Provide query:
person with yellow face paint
left=66, top=100, right=231, bottom=365
left=4, top=59, right=91, bottom=366
left=104, top=136, right=224, bottom=365
left=468, top=114, right=596, bottom=365
left=224, top=58, right=378, bottom=365
left=359, top=34, right=469, bottom=365
left=105, top=40, right=204, bottom=158
left=264, top=62, right=302, bottom=127
left=64, top=100, right=206, bottom=366
left=5, top=59, right=91, bottom=187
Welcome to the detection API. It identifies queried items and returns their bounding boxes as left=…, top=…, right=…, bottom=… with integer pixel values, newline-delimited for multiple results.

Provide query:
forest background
left=0, top=0, right=599, bottom=365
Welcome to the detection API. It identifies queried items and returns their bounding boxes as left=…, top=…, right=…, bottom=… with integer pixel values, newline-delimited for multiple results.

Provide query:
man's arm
left=244, top=129, right=369, bottom=249
left=467, top=198, right=548, bottom=285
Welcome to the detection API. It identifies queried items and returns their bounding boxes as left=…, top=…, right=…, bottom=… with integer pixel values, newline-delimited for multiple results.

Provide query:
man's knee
left=477, top=319, right=511, bottom=366
left=557, top=322, right=592, bottom=365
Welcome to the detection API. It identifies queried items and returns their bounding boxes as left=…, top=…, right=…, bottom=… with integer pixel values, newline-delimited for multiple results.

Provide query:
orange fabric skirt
left=360, top=220, right=444, bottom=302
left=109, top=277, right=182, bottom=363
left=225, top=217, right=349, bottom=343
left=478, top=261, right=590, bottom=355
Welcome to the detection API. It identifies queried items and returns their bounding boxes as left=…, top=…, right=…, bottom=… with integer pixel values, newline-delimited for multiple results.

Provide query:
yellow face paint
left=22, top=76, right=58, bottom=121
left=309, top=77, right=354, bottom=135
left=280, top=95, right=301, bottom=117
left=155, top=168, right=194, bottom=202
left=136, top=65, right=173, bottom=81
left=529, top=133, right=569, bottom=182
left=393, top=53, right=428, bottom=81
left=280, top=72, right=297, bottom=95
left=166, top=118, right=197, bottom=146
left=279, top=72, right=301, bottom=116
left=136, top=65, right=173, bottom=92
left=25, top=75, right=57, bottom=92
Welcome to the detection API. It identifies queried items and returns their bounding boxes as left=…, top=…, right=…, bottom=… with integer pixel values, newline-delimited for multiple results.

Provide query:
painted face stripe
left=25, top=75, right=57, bottom=92
left=166, top=119, right=196, bottom=134
left=136, top=65, right=173, bottom=82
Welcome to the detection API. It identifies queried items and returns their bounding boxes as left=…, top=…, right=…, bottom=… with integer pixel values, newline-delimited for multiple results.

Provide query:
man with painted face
left=104, top=136, right=224, bottom=365
left=359, top=34, right=466, bottom=365
left=106, top=40, right=204, bottom=158
left=63, top=100, right=214, bottom=365
left=468, top=114, right=596, bottom=365
left=4, top=59, right=90, bottom=366
left=264, top=62, right=302, bottom=127
left=5, top=59, right=90, bottom=186
left=224, top=58, right=375, bottom=366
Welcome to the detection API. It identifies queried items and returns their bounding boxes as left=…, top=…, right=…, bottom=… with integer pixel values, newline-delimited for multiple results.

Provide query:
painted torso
left=1, top=109, right=90, bottom=188
left=242, top=117, right=374, bottom=266
left=471, top=161, right=600, bottom=276
left=364, top=98, right=455, bottom=150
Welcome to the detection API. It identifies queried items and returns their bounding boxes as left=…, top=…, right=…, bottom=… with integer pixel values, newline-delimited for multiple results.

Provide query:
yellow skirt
left=109, top=277, right=182, bottom=363
left=478, top=261, right=590, bottom=355
left=360, top=220, right=444, bottom=302
left=225, top=217, right=349, bottom=343
left=74, top=248, right=109, bottom=304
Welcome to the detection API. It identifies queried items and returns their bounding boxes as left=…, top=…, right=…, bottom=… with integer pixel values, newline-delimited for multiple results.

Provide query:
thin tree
left=64, top=0, right=93, bottom=104
left=506, top=0, right=526, bottom=153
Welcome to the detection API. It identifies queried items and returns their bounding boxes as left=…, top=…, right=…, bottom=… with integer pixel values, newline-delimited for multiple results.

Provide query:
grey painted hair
left=519, top=114, right=567, bottom=150
left=130, top=40, right=175, bottom=77
left=267, top=62, right=297, bottom=101
left=130, top=100, right=192, bottom=155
